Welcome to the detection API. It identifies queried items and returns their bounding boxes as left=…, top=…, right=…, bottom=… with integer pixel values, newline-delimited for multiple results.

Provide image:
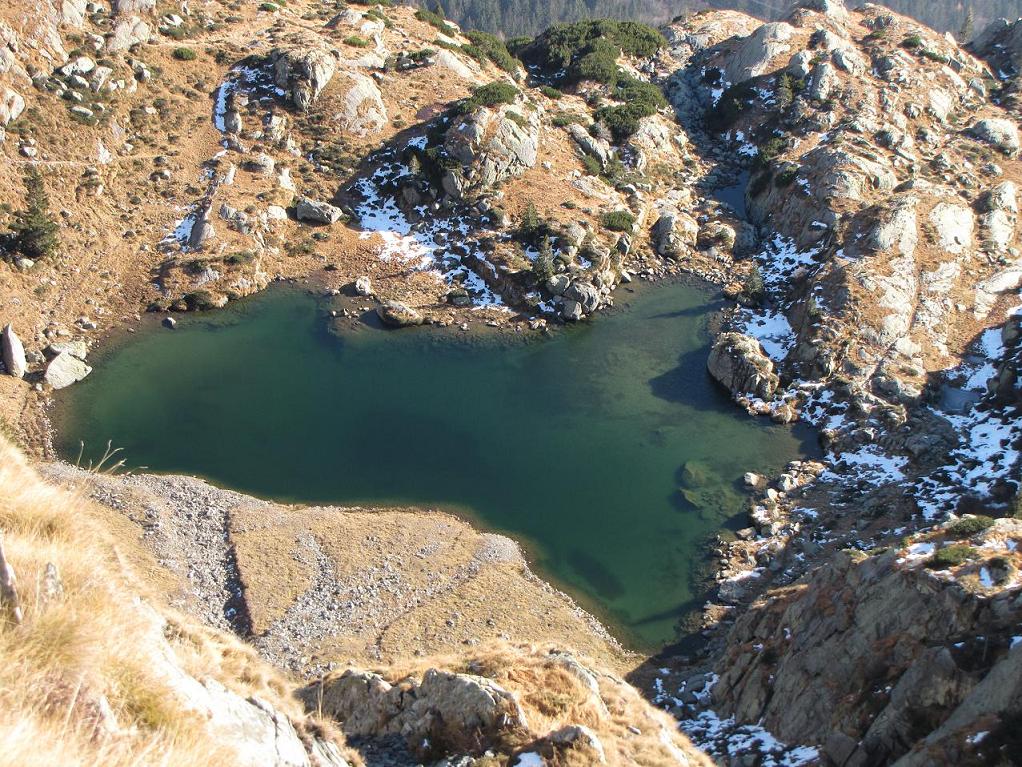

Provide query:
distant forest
left=412, top=0, right=1022, bottom=39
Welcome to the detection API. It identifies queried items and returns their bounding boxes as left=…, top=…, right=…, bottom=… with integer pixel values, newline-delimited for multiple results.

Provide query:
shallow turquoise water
left=55, top=282, right=815, bottom=648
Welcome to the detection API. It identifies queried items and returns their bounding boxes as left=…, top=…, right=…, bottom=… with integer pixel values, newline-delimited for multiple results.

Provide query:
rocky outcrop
left=723, top=22, right=795, bottom=85
left=713, top=538, right=1022, bottom=766
left=443, top=105, right=540, bottom=198
left=1, top=324, right=27, bottom=379
left=303, top=668, right=526, bottom=758
left=272, top=46, right=338, bottom=111
left=376, top=300, right=422, bottom=327
left=707, top=333, right=779, bottom=400
left=44, top=351, right=92, bottom=389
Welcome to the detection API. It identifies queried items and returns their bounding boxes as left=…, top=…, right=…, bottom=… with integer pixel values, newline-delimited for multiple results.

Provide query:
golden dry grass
left=0, top=436, right=343, bottom=767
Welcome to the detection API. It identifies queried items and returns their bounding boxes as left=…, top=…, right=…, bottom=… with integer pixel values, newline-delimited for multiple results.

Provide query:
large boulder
left=651, top=212, right=700, bottom=258
left=376, top=300, right=423, bottom=327
left=333, top=71, right=387, bottom=136
left=106, top=16, right=151, bottom=52
left=272, top=47, right=338, bottom=111
left=443, top=106, right=539, bottom=198
left=111, top=0, right=155, bottom=14
left=707, top=332, right=779, bottom=400
left=295, top=197, right=343, bottom=225
left=563, top=281, right=601, bottom=314
left=929, top=203, right=974, bottom=255
left=567, top=123, right=612, bottom=169
left=60, top=0, right=89, bottom=26
left=1, top=324, right=27, bottom=379
left=0, top=87, right=25, bottom=125
left=969, top=118, right=1021, bottom=157
left=44, top=352, right=92, bottom=389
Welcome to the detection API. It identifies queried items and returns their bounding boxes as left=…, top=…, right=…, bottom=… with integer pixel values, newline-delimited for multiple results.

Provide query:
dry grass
left=0, top=436, right=341, bottom=766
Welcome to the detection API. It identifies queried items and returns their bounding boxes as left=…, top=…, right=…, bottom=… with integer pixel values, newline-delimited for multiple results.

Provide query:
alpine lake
left=54, top=279, right=817, bottom=650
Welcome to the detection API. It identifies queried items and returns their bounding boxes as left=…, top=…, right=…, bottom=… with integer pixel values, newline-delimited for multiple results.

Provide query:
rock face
left=376, top=300, right=422, bottom=327
left=707, top=333, right=779, bottom=400
left=303, top=668, right=526, bottom=758
left=44, top=352, right=92, bottom=389
left=443, top=106, right=540, bottom=198
left=1, top=324, right=27, bottom=379
left=295, top=197, right=343, bottom=225
left=272, top=47, right=337, bottom=111
left=714, top=542, right=1022, bottom=766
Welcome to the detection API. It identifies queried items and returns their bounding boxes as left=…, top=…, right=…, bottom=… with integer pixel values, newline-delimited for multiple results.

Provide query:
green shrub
left=522, top=20, right=665, bottom=82
left=945, top=515, right=995, bottom=538
left=591, top=75, right=666, bottom=141
left=551, top=112, right=582, bottom=128
left=601, top=210, right=634, bottom=232
left=901, top=34, right=923, bottom=49
left=581, top=155, right=602, bottom=176
left=259, top=2, right=278, bottom=12
left=172, top=47, right=197, bottom=61
left=742, top=267, right=765, bottom=303
left=463, top=30, right=518, bottom=73
left=539, top=85, right=563, bottom=99
left=925, top=544, right=975, bottom=569
left=183, top=290, right=217, bottom=311
left=415, top=8, right=456, bottom=34
left=458, top=81, right=519, bottom=113
left=343, top=35, right=370, bottom=47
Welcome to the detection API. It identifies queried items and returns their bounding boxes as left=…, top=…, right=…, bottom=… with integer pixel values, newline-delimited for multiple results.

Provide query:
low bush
left=457, top=81, right=519, bottom=113
left=539, top=85, right=563, bottom=99
left=945, top=515, right=995, bottom=538
left=463, top=30, right=518, bottom=73
left=601, top=210, right=634, bottom=232
left=172, top=47, right=197, bottom=61
left=343, top=35, right=370, bottom=48
left=926, top=544, right=975, bottom=569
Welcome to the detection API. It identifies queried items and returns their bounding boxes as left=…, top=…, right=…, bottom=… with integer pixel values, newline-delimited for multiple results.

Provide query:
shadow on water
left=54, top=280, right=817, bottom=651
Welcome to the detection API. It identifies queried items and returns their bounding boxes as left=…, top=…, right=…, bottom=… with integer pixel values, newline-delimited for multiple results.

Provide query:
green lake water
left=55, top=282, right=816, bottom=649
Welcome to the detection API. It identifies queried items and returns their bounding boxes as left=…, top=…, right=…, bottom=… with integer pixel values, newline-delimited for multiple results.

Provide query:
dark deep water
left=55, top=282, right=816, bottom=648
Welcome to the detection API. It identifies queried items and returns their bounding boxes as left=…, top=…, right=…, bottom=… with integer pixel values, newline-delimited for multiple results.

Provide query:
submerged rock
left=707, top=333, right=779, bottom=401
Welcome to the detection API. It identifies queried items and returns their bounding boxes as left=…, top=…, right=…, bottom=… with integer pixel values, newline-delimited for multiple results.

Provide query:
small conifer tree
left=10, top=168, right=59, bottom=261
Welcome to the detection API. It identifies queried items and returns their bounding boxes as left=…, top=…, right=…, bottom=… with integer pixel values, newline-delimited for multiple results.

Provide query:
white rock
left=44, top=352, right=92, bottom=389
left=1, top=324, right=28, bottom=379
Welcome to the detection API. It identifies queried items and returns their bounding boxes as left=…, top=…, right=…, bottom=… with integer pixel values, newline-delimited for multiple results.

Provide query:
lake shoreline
left=50, top=276, right=817, bottom=656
